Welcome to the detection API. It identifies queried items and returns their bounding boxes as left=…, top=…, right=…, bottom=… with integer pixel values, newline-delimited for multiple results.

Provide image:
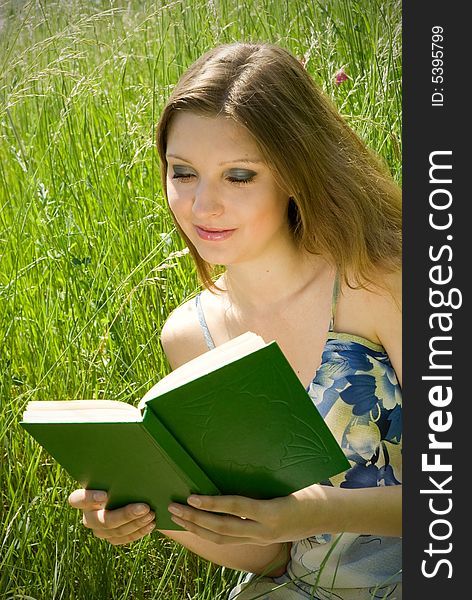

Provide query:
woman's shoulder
left=160, top=295, right=211, bottom=369
left=361, top=267, right=401, bottom=317
left=336, top=267, right=401, bottom=343
left=342, top=266, right=401, bottom=310
left=365, top=267, right=402, bottom=350
left=361, top=267, right=402, bottom=383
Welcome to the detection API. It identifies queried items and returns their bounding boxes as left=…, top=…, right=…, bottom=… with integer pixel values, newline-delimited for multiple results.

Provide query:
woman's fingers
left=101, top=522, right=157, bottom=546
left=187, top=494, right=263, bottom=520
left=82, top=502, right=153, bottom=530
left=69, top=489, right=155, bottom=545
left=169, top=512, right=255, bottom=545
left=82, top=504, right=155, bottom=531
left=168, top=498, right=264, bottom=544
left=91, top=513, right=156, bottom=544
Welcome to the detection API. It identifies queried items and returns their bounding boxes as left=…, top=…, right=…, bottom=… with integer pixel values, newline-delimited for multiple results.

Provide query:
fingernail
left=187, top=496, right=201, bottom=507
left=133, top=504, right=148, bottom=516
left=93, top=491, right=107, bottom=502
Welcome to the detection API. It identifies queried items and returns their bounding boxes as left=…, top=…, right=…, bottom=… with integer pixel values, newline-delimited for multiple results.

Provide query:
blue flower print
left=306, top=335, right=402, bottom=490
left=374, top=363, right=402, bottom=410
left=340, top=374, right=379, bottom=415
left=341, top=463, right=379, bottom=488
left=336, top=345, right=374, bottom=372
left=340, top=461, right=400, bottom=489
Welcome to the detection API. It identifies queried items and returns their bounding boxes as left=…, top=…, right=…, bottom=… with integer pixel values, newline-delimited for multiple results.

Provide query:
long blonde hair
left=156, top=42, right=401, bottom=290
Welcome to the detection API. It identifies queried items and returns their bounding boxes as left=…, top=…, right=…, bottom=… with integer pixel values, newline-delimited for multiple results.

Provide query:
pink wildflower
left=335, top=67, right=349, bottom=86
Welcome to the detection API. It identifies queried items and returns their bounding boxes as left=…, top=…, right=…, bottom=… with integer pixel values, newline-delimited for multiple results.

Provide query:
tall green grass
left=0, top=1, right=401, bottom=598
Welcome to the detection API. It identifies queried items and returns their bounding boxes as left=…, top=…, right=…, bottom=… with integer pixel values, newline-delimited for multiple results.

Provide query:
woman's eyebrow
left=218, top=158, right=262, bottom=166
left=166, top=153, right=262, bottom=166
left=166, top=153, right=191, bottom=163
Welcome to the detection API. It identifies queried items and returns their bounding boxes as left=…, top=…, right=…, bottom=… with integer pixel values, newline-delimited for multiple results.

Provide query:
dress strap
left=328, top=271, right=341, bottom=332
left=195, top=293, right=216, bottom=350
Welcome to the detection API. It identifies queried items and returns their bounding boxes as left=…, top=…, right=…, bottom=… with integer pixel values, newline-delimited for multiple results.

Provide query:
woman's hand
left=68, top=489, right=156, bottom=545
left=167, top=487, right=330, bottom=546
left=167, top=484, right=402, bottom=545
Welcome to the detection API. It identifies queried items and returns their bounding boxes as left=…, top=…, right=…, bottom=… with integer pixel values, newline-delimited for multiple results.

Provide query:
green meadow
left=0, top=1, right=401, bottom=598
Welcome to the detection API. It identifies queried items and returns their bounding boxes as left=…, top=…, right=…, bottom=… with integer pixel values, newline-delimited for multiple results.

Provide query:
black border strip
left=403, top=1, right=468, bottom=595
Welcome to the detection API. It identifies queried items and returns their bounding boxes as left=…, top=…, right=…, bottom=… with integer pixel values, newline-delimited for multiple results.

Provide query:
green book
left=21, top=332, right=350, bottom=530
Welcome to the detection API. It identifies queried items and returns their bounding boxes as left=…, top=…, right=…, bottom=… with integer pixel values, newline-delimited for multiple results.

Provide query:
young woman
left=69, top=43, right=402, bottom=599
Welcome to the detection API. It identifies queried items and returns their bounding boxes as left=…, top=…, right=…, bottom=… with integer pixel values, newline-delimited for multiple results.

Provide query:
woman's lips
left=194, top=225, right=236, bottom=241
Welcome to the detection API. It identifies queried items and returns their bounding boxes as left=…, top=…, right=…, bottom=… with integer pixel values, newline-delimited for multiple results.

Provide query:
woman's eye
left=173, top=173, right=194, bottom=180
left=172, top=166, right=195, bottom=181
left=226, top=169, right=256, bottom=184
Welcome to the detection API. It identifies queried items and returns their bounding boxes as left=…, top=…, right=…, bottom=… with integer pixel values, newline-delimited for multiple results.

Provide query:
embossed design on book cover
left=161, top=360, right=340, bottom=495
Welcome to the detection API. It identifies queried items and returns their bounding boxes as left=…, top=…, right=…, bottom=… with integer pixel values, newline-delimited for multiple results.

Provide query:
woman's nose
left=192, top=180, right=224, bottom=218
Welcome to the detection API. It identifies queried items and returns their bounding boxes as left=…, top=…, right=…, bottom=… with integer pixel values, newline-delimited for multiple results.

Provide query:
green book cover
left=144, top=342, right=350, bottom=499
left=21, top=333, right=350, bottom=530
left=21, top=408, right=219, bottom=530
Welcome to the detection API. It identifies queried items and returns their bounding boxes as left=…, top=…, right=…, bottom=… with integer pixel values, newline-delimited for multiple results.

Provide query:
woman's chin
left=197, top=250, right=233, bottom=266
left=190, top=241, right=237, bottom=266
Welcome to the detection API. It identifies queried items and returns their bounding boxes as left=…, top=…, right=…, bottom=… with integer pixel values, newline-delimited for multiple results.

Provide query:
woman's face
left=165, top=112, right=292, bottom=267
